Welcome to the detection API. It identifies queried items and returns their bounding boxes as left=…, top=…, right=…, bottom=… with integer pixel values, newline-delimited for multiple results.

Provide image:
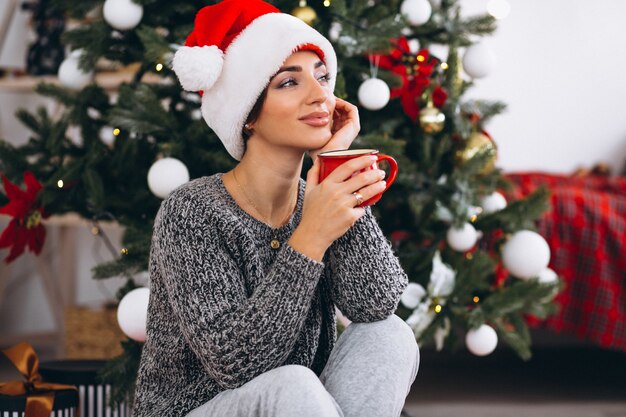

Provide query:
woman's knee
left=262, top=365, right=341, bottom=415
left=351, top=315, right=419, bottom=366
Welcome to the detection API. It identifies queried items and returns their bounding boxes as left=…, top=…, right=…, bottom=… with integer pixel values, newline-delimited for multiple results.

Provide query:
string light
left=155, top=63, right=164, bottom=72
left=470, top=214, right=478, bottom=222
left=416, top=54, right=426, bottom=63
left=466, top=252, right=474, bottom=260
left=113, top=128, right=121, bottom=136
left=121, top=248, right=129, bottom=255
left=91, top=226, right=100, bottom=235
left=57, top=180, right=64, bottom=188
left=434, top=304, right=442, bottom=313
left=299, top=0, right=306, bottom=6
left=441, top=62, right=449, bottom=70
left=473, top=296, right=480, bottom=303
left=323, top=0, right=331, bottom=6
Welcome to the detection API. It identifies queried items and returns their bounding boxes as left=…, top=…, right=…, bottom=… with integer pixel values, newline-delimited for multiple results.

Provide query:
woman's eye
left=279, top=78, right=296, bottom=88
left=318, top=73, right=332, bottom=83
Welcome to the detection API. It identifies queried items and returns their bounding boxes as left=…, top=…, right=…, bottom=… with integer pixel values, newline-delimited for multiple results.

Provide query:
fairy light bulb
left=441, top=62, right=449, bottom=70
left=121, top=248, right=129, bottom=255
left=434, top=304, right=442, bottom=313
left=473, top=296, right=480, bottom=303
left=323, top=0, right=331, bottom=6
left=57, top=180, right=64, bottom=188
left=155, top=63, right=163, bottom=72
left=113, top=128, right=121, bottom=136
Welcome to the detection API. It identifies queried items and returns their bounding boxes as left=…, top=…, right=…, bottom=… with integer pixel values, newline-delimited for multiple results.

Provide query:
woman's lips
left=299, top=117, right=330, bottom=127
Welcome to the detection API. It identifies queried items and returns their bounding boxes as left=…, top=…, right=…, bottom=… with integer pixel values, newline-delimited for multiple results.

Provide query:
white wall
left=460, top=0, right=626, bottom=173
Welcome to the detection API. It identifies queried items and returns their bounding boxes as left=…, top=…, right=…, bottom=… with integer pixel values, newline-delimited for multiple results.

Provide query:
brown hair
left=242, top=86, right=269, bottom=142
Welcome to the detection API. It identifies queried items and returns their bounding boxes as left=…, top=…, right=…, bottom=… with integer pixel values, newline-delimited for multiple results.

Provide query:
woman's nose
left=306, top=78, right=330, bottom=104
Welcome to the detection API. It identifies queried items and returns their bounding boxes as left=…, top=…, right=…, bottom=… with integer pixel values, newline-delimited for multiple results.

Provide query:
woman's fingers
left=324, top=155, right=377, bottom=183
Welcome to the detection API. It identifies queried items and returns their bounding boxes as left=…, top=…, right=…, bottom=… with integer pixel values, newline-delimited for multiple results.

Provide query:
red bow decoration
left=369, top=37, right=447, bottom=122
left=0, top=171, right=49, bottom=263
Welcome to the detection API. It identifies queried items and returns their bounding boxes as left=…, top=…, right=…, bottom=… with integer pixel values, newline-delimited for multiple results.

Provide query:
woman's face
left=248, top=51, right=336, bottom=154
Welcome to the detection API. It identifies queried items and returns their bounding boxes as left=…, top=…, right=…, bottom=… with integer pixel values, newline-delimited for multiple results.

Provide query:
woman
left=132, top=1, right=419, bottom=416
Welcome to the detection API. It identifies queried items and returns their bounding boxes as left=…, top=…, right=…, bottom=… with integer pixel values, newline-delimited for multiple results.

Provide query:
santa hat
left=172, top=0, right=337, bottom=161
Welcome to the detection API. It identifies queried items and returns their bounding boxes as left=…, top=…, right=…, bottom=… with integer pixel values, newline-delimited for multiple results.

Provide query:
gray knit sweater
left=132, top=173, right=408, bottom=417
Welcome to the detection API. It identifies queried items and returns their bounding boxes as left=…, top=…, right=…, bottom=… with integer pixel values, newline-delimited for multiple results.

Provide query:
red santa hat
left=172, top=0, right=337, bottom=161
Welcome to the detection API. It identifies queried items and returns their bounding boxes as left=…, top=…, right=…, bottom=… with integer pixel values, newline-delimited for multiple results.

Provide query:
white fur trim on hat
left=200, top=13, right=337, bottom=161
left=172, top=45, right=224, bottom=92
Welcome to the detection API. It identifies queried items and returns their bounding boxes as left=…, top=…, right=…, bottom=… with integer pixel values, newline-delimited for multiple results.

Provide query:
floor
left=403, top=334, right=626, bottom=417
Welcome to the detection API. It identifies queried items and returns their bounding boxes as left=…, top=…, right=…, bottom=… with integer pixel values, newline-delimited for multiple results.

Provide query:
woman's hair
left=242, top=87, right=269, bottom=142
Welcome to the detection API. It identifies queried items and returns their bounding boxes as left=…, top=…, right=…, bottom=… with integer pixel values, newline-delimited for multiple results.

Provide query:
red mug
left=318, top=149, right=398, bottom=207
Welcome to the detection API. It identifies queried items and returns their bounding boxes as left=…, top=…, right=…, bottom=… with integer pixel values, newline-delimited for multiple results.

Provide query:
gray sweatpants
left=186, top=314, right=420, bottom=417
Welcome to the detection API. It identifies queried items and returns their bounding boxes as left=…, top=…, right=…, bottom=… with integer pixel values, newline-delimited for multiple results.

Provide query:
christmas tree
left=0, top=0, right=561, bottom=407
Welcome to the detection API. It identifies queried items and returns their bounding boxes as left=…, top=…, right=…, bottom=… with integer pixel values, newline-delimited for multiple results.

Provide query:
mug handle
left=376, top=154, right=398, bottom=193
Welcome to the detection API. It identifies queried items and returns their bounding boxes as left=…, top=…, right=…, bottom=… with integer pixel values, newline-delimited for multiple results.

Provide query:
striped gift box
left=39, top=360, right=131, bottom=417
left=0, top=388, right=78, bottom=417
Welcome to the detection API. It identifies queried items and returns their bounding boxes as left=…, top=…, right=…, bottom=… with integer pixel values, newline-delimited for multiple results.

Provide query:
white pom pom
left=117, top=287, right=150, bottom=342
left=481, top=191, right=507, bottom=213
left=172, top=45, right=224, bottom=92
left=358, top=78, right=390, bottom=110
left=446, top=222, right=479, bottom=252
left=401, top=283, right=427, bottom=309
left=462, top=42, right=496, bottom=78
left=401, top=0, right=432, bottom=26
left=103, top=0, right=143, bottom=31
left=466, top=324, right=498, bottom=356
left=502, top=230, right=551, bottom=279
left=147, top=157, right=190, bottom=199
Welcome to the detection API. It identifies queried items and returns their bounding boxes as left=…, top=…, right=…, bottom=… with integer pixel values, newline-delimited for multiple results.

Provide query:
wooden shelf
left=0, top=70, right=168, bottom=93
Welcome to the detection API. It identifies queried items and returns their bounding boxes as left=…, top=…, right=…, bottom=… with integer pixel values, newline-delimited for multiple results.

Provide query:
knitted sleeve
left=151, top=193, right=325, bottom=389
left=327, top=206, right=408, bottom=322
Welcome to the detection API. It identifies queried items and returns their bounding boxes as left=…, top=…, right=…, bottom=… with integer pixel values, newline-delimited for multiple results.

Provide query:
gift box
left=1, top=343, right=79, bottom=417
left=0, top=389, right=78, bottom=416
left=39, top=360, right=131, bottom=417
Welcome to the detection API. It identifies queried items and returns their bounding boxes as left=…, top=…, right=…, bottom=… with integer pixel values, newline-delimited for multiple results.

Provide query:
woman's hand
left=288, top=154, right=386, bottom=261
left=308, top=97, right=361, bottom=160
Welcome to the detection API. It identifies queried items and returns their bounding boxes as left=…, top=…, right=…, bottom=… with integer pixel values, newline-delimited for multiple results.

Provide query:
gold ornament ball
left=456, top=132, right=497, bottom=174
left=419, top=106, right=446, bottom=133
left=291, top=6, right=317, bottom=25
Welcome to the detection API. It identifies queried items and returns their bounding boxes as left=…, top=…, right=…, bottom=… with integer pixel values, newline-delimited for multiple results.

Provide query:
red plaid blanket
left=505, top=173, right=626, bottom=352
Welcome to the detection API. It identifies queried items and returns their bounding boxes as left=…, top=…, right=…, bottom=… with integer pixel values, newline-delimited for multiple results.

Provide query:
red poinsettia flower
left=432, top=85, right=448, bottom=108
left=369, top=38, right=440, bottom=122
left=0, top=171, right=49, bottom=263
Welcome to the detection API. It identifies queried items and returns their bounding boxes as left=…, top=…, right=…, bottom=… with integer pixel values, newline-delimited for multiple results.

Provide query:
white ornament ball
left=147, top=157, right=190, bottom=199
left=99, top=126, right=116, bottom=146
left=408, top=38, right=421, bottom=54
left=446, top=222, right=479, bottom=252
left=400, top=0, right=432, bottom=26
left=401, top=283, right=427, bottom=309
left=357, top=78, right=390, bottom=111
left=481, top=191, right=507, bottom=214
left=538, top=267, right=558, bottom=284
left=103, top=0, right=144, bottom=31
left=329, top=22, right=342, bottom=42
left=462, top=42, right=496, bottom=78
left=117, top=287, right=150, bottom=342
left=58, top=50, right=93, bottom=90
left=502, top=230, right=551, bottom=279
left=466, top=324, right=498, bottom=356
